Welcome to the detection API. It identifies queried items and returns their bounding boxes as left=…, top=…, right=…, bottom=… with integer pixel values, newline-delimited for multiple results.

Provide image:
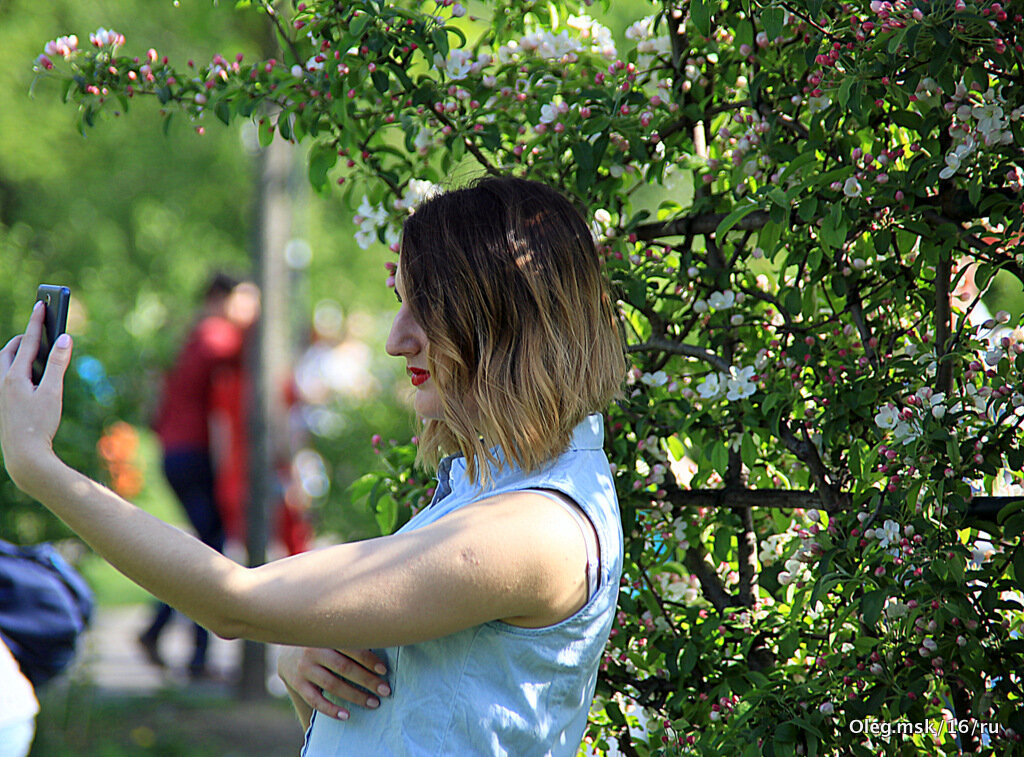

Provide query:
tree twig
left=626, top=335, right=731, bottom=373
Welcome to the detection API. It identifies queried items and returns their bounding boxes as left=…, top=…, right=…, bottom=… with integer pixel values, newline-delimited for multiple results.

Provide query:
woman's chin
left=413, top=389, right=442, bottom=421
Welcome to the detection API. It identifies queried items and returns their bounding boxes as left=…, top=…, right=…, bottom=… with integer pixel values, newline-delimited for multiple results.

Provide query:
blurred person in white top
left=0, top=636, right=38, bottom=757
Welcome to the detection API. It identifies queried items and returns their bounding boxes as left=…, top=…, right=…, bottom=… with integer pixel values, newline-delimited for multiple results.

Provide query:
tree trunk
left=238, top=132, right=295, bottom=700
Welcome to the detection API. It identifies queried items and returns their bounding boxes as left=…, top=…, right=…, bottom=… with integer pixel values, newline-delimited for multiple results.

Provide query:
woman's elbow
left=212, top=622, right=244, bottom=641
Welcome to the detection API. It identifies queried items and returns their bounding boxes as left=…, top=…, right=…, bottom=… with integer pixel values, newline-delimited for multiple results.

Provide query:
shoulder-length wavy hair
left=400, top=176, right=626, bottom=484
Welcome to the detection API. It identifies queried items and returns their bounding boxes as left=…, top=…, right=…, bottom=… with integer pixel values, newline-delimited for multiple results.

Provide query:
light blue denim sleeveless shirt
left=301, top=414, right=623, bottom=756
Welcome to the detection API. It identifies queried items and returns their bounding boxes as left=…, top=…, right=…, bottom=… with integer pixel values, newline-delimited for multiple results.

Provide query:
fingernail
left=366, top=697, right=380, bottom=709
left=377, top=684, right=391, bottom=697
left=55, top=334, right=71, bottom=349
left=336, top=709, right=349, bottom=721
left=33, top=301, right=43, bottom=311
left=374, top=664, right=387, bottom=675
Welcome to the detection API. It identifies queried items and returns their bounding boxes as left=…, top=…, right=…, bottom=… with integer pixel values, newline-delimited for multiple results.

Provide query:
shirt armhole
left=525, top=488, right=601, bottom=602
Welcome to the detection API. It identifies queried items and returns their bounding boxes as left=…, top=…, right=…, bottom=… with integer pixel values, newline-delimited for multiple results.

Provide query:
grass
left=31, top=682, right=303, bottom=757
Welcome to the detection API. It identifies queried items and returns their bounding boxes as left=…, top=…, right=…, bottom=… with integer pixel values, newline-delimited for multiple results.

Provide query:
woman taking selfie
left=0, top=177, right=626, bottom=755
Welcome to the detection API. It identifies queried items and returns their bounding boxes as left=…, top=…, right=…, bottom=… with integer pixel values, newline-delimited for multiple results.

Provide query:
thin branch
left=778, top=1, right=840, bottom=40
left=935, top=246, right=954, bottom=395
left=626, top=335, right=731, bottom=373
left=259, top=0, right=304, bottom=68
left=847, top=285, right=879, bottom=369
left=684, top=542, right=735, bottom=612
left=777, top=418, right=844, bottom=510
left=635, top=210, right=772, bottom=241
left=660, top=487, right=1019, bottom=523
left=432, top=110, right=501, bottom=177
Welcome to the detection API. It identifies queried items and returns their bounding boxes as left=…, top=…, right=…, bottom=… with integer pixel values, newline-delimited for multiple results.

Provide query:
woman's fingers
left=10, top=302, right=44, bottom=380
left=39, top=334, right=72, bottom=396
left=278, top=646, right=391, bottom=721
left=307, top=663, right=383, bottom=710
left=0, top=335, right=24, bottom=377
left=336, top=647, right=388, bottom=677
left=293, top=675, right=352, bottom=721
left=314, top=648, right=391, bottom=703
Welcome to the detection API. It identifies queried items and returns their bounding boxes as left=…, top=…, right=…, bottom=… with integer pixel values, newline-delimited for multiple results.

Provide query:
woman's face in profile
left=386, top=266, right=442, bottom=420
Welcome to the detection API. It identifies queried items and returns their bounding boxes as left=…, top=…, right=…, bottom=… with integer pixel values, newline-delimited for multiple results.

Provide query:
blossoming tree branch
left=33, top=0, right=1024, bottom=753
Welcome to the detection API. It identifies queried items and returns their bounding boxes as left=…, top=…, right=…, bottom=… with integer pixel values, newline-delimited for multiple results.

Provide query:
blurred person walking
left=208, top=281, right=311, bottom=558
left=140, top=272, right=255, bottom=678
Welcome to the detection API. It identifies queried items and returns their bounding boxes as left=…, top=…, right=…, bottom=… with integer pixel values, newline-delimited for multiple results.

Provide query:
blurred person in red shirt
left=208, top=282, right=311, bottom=559
left=140, top=272, right=252, bottom=678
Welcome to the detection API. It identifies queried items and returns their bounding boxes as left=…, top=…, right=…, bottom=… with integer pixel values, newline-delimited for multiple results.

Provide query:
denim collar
left=431, top=414, right=604, bottom=505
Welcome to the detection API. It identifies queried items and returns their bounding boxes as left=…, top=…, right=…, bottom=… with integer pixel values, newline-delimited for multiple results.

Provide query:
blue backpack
left=0, top=538, right=94, bottom=687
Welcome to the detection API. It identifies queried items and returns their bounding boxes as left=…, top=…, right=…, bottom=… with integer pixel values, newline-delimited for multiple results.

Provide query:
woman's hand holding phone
left=0, top=301, right=74, bottom=496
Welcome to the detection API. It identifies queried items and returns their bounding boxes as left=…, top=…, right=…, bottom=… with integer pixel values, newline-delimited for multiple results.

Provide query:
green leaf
left=371, top=69, right=389, bottom=93
left=713, top=528, right=731, bottom=563
left=836, top=77, right=854, bottom=109
left=761, top=7, right=784, bottom=40
left=572, top=141, right=595, bottom=194
left=715, top=203, right=760, bottom=241
left=258, top=117, right=274, bottom=148
left=214, top=99, right=231, bottom=126
left=757, top=220, right=782, bottom=256
left=308, top=147, right=335, bottom=190
left=681, top=643, right=698, bottom=674
left=996, top=498, right=1024, bottom=526
left=849, top=439, right=864, bottom=478
left=625, top=277, right=645, bottom=308
left=666, top=436, right=686, bottom=461
left=350, top=12, right=371, bottom=39
left=375, top=494, right=397, bottom=534
left=783, top=288, right=802, bottom=315
left=861, top=589, right=885, bottom=627
left=821, top=204, right=849, bottom=248
left=691, top=0, right=713, bottom=37
left=348, top=473, right=377, bottom=504
left=278, top=112, right=293, bottom=140
left=431, top=28, right=450, bottom=58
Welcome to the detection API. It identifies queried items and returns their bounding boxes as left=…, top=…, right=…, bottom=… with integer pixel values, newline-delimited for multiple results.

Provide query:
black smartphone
left=32, top=285, right=71, bottom=385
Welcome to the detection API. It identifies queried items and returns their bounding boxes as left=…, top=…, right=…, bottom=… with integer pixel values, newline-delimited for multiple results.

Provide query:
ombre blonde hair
left=400, top=176, right=626, bottom=484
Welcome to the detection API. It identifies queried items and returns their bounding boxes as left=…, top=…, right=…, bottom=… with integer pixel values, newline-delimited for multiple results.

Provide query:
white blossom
left=413, top=128, right=435, bottom=153
left=939, top=138, right=976, bottom=180
left=640, top=370, right=669, bottom=387
left=708, top=290, right=736, bottom=309
left=625, top=16, right=655, bottom=41
left=441, top=48, right=475, bottom=80
left=874, top=404, right=899, bottom=430
left=394, top=179, right=440, bottom=212
left=566, top=14, right=617, bottom=58
left=971, top=540, right=995, bottom=569
left=697, top=373, right=724, bottom=400
left=725, top=365, right=757, bottom=401
left=876, top=519, right=900, bottom=549
left=539, top=102, right=559, bottom=124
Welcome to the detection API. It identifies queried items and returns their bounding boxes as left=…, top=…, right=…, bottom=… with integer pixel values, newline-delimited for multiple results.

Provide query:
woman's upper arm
left=229, top=491, right=589, bottom=648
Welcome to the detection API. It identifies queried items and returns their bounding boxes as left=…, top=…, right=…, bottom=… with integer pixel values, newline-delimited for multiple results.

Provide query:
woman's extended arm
left=0, top=306, right=589, bottom=650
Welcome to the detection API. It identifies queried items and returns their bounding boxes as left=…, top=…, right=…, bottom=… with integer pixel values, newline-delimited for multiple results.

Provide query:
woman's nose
left=386, top=305, right=422, bottom=357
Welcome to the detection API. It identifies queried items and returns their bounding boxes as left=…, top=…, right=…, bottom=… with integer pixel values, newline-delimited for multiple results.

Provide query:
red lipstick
left=409, top=367, right=430, bottom=387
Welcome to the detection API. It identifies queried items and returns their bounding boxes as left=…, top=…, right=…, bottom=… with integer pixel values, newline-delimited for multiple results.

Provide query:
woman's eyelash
left=395, top=290, right=403, bottom=303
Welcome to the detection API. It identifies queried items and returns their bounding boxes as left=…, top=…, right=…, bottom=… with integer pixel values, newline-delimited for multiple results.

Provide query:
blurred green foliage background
left=4, top=0, right=1021, bottom=575
left=0, top=0, right=414, bottom=570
